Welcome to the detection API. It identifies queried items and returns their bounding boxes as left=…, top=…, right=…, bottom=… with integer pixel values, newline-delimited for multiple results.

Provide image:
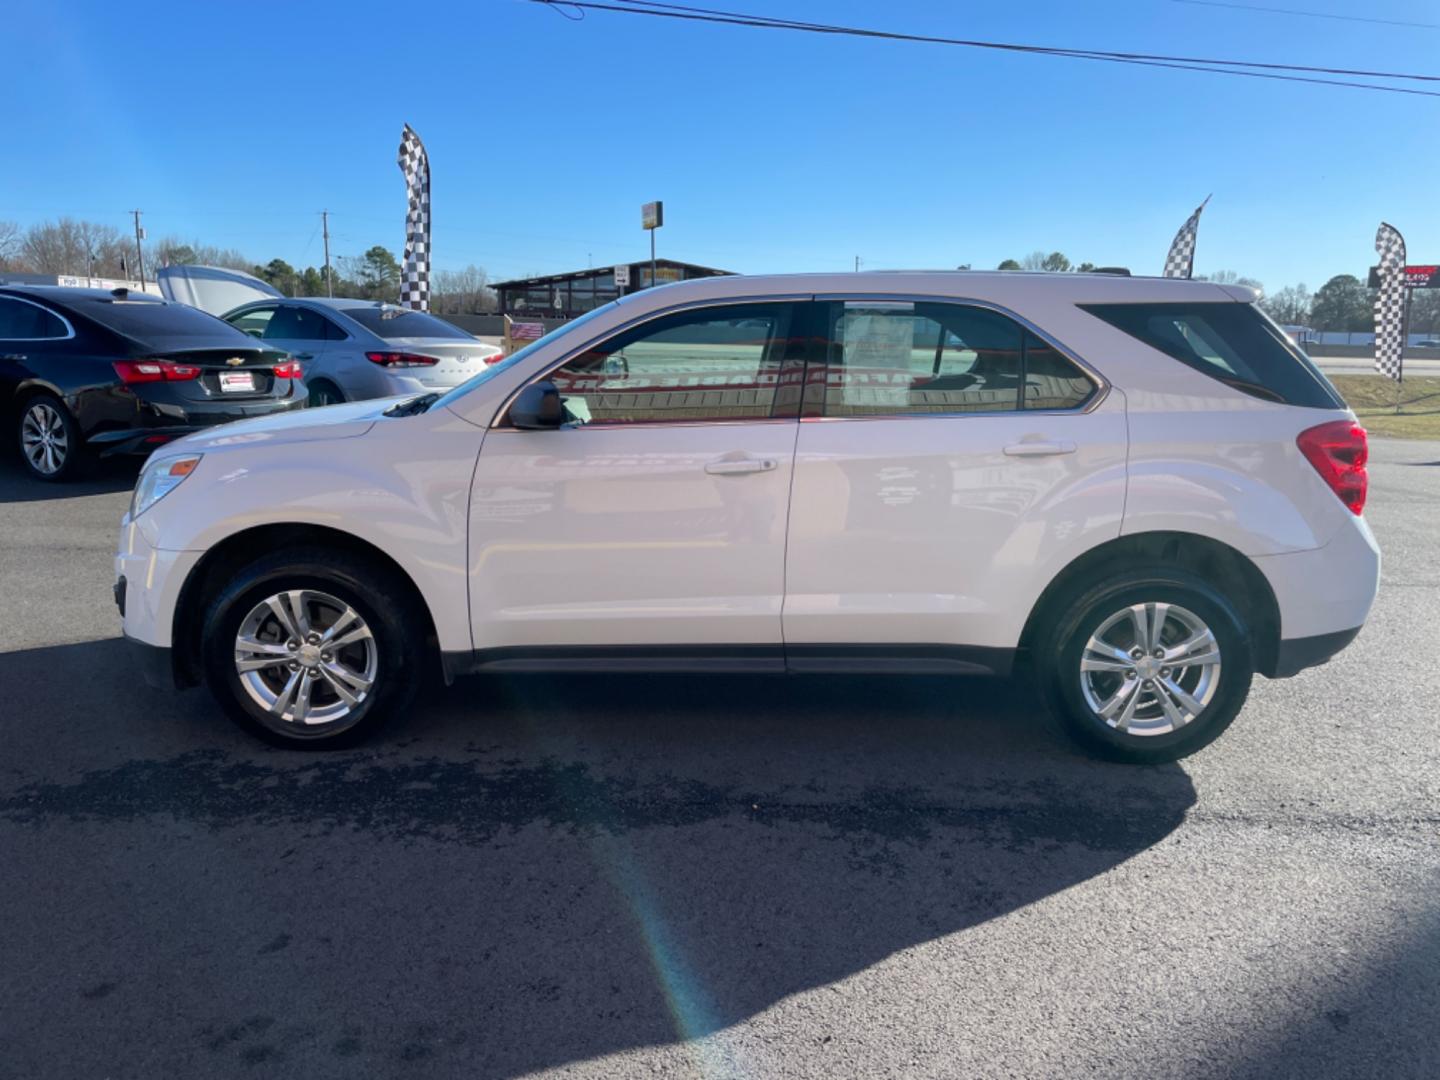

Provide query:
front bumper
left=1271, top=627, right=1363, bottom=678
left=124, top=634, right=174, bottom=690
left=115, top=513, right=203, bottom=655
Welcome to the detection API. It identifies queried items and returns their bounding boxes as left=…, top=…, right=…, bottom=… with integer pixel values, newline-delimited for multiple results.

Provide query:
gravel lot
left=0, top=440, right=1436, bottom=1079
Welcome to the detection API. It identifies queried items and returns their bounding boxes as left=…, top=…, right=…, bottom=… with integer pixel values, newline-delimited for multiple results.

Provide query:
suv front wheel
left=200, top=549, right=424, bottom=748
left=1038, top=568, right=1254, bottom=763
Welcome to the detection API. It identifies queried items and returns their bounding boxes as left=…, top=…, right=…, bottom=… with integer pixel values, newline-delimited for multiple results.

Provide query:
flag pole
left=1397, top=285, right=1411, bottom=414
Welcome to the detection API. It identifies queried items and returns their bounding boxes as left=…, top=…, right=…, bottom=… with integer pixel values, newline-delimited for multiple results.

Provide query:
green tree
left=1075, top=261, right=1097, bottom=273
left=997, top=258, right=1022, bottom=271
left=1310, top=274, right=1373, bottom=332
left=358, top=246, right=400, bottom=298
left=300, top=267, right=325, bottom=296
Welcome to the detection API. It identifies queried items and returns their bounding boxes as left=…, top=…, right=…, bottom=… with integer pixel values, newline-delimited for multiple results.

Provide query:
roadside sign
left=614, top=265, right=631, bottom=287
left=642, top=201, right=664, bottom=230
left=1369, top=264, right=1440, bottom=288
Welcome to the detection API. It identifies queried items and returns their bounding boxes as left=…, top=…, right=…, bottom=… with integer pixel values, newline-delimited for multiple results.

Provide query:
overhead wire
left=529, top=0, right=1440, bottom=97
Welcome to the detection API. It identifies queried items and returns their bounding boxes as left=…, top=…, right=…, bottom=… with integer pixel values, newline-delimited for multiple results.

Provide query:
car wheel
left=200, top=548, right=424, bottom=748
left=16, top=393, right=89, bottom=482
left=1037, top=567, right=1253, bottom=763
left=308, top=381, right=344, bottom=408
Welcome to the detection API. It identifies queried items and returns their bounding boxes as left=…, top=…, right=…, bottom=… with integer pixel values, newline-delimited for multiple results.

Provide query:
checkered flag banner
left=397, top=124, right=431, bottom=311
left=1373, top=222, right=1407, bottom=382
left=1162, top=196, right=1211, bottom=279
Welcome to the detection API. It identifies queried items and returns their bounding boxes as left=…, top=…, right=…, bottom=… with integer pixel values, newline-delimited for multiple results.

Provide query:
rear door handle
left=705, top=457, right=778, bottom=476
left=1003, top=440, right=1076, bottom=457
left=293, top=352, right=315, bottom=361
left=1, top=354, right=25, bottom=362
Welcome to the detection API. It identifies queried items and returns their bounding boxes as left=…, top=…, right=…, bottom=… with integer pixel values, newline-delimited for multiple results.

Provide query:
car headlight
left=131, top=454, right=202, bottom=518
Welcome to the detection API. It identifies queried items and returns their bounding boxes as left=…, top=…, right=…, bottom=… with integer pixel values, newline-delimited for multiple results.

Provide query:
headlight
left=131, top=454, right=202, bottom=518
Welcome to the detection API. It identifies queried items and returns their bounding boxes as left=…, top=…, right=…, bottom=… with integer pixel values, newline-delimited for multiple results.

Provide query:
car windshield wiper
left=383, top=392, right=440, bottom=417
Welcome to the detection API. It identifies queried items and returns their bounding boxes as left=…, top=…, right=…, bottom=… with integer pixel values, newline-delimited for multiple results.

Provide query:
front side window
left=547, top=302, right=800, bottom=425
left=0, top=297, right=69, bottom=339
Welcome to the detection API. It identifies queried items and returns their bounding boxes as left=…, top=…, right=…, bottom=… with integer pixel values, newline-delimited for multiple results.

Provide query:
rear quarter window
left=1080, top=302, right=1345, bottom=409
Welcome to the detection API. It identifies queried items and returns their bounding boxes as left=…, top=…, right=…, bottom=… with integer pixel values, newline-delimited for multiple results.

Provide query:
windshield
left=341, top=305, right=476, bottom=340
left=433, top=302, right=622, bottom=409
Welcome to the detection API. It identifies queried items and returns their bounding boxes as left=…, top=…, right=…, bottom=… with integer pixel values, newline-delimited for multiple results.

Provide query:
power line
left=1169, top=0, right=1440, bottom=31
left=532, top=0, right=1440, bottom=97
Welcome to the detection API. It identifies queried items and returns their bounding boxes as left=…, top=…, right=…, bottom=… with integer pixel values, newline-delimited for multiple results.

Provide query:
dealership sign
left=1368, top=264, right=1440, bottom=289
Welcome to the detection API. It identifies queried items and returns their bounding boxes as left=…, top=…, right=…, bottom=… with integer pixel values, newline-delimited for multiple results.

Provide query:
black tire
left=15, top=392, right=90, bottom=482
left=1036, top=566, right=1254, bottom=763
left=307, top=380, right=345, bottom=408
left=200, top=547, right=424, bottom=749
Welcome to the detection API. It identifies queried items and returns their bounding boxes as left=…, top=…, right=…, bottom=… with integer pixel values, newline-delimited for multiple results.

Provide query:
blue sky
left=7, top=0, right=1438, bottom=290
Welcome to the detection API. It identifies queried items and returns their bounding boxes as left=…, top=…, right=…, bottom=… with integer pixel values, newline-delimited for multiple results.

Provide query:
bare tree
left=1259, top=284, right=1312, bottom=326
left=20, top=218, right=131, bottom=277
left=0, top=220, right=20, bottom=269
left=151, top=236, right=253, bottom=273
left=432, top=264, right=497, bottom=314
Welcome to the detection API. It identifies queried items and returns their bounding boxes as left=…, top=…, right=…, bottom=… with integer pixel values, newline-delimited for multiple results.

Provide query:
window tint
left=0, top=297, right=69, bottom=339
left=263, top=305, right=332, bottom=341
left=548, top=303, right=799, bottom=425
left=342, top=306, right=473, bottom=340
left=822, top=302, right=1024, bottom=415
left=1023, top=332, right=1095, bottom=410
left=1081, top=302, right=1344, bottom=409
left=227, top=306, right=276, bottom=338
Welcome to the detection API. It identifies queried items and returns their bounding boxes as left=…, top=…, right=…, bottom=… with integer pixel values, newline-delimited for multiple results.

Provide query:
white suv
left=114, top=272, right=1379, bottom=762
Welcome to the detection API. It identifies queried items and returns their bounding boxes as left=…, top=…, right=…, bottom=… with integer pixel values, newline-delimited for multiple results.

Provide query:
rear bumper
left=1269, top=626, right=1363, bottom=678
left=86, top=391, right=307, bottom=456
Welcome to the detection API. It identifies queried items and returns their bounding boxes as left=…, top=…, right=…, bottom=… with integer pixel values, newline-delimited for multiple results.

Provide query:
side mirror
left=509, top=380, right=564, bottom=429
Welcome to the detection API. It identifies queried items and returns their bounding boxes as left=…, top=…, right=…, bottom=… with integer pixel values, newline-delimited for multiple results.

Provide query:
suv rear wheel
left=200, top=549, right=423, bottom=748
left=1037, top=567, right=1254, bottom=763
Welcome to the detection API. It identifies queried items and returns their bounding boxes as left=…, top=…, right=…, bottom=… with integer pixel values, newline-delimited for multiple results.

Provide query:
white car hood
left=167, top=397, right=408, bottom=454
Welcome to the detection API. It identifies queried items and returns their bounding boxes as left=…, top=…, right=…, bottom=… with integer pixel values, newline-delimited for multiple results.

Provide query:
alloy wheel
left=21, top=401, right=68, bottom=476
left=233, top=589, right=377, bottom=727
left=1079, top=602, right=1223, bottom=736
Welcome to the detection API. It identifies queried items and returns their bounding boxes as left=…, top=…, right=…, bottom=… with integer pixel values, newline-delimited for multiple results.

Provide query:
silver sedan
left=220, top=297, right=502, bottom=406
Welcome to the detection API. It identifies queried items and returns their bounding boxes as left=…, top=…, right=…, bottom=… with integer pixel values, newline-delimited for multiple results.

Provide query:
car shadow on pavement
left=3, top=637, right=1198, bottom=1077
left=0, top=453, right=137, bottom=502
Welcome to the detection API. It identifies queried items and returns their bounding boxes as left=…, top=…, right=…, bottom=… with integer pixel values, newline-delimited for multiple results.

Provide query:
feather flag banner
left=397, top=124, right=431, bottom=311
left=1373, top=222, right=1407, bottom=382
left=1163, top=196, right=1211, bottom=279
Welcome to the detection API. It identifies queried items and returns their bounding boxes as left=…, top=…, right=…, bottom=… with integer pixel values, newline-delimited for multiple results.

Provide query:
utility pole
left=321, top=210, right=333, bottom=297
left=130, top=210, right=145, bottom=287
left=855, top=255, right=861, bottom=272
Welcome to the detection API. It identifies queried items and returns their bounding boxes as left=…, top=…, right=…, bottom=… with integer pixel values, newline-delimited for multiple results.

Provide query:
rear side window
left=342, top=306, right=473, bottom=341
left=264, top=305, right=335, bottom=342
left=819, top=301, right=1095, bottom=416
left=1081, top=302, right=1344, bottom=409
left=0, top=297, right=69, bottom=339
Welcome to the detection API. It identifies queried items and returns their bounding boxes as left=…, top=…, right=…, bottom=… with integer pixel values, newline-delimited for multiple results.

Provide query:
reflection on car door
left=468, top=300, right=811, bottom=659
left=782, top=298, right=1127, bottom=665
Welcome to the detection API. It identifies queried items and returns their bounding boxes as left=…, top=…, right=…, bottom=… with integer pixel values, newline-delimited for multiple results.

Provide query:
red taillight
left=483, top=352, right=505, bottom=366
left=272, top=360, right=302, bottom=379
left=1297, top=420, right=1368, bottom=516
left=366, top=351, right=439, bottom=368
left=112, top=359, right=202, bottom=383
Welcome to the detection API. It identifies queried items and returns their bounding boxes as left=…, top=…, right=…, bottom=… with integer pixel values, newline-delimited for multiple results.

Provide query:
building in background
left=492, top=259, right=730, bottom=319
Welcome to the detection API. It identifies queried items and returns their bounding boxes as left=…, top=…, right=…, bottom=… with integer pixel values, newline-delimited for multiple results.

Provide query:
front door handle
left=1, top=354, right=25, bottom=362
left=293, top=352, right=315, bottom=361
left=705, top=457, right=778, bottom=476
left=1003, top=440, right=1076, bottom=457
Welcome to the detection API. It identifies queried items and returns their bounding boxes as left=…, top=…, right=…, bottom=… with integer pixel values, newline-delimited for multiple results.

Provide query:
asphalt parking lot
left=1, top=442, right=1437, bottom=1080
